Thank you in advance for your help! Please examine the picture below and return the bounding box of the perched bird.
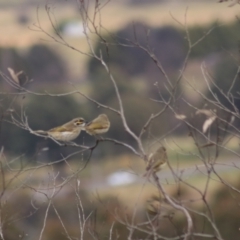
[146,195,162,216]
[85,114,110,137]
[144,146,167,178]
[146,195,174,219]
[35,118,86,142]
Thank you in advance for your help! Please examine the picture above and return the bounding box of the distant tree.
[210,53,240,112]
[185,21,240,58]
[87,23,185,103]
[0,47,25,90]
[25,44,68,86]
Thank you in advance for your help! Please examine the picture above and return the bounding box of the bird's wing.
[49,125,70,132]
[86,121,107,130]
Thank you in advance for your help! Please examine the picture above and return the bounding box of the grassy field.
[4,134,237,208]
[0,1,239,78]
[1,1,239,46]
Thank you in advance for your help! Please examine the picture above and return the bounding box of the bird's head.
[73,118,86,128]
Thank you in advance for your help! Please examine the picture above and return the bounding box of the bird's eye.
[75,119,84,125]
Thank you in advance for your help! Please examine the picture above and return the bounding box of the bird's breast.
[48,129,81,142]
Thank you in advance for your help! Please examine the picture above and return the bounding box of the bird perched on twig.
[146,195,174,219]
[144,146,167,178]
[35,118,86,142]
[85,114,110,137]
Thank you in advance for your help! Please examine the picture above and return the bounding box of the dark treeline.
[1,19,240,158]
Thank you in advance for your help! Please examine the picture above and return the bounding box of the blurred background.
[1,0,240,239]
[1,0,240,156]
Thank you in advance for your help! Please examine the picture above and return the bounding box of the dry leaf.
[8,68,23,85]
[196,109,217,133]
[200,143,215,148]
[175,114,186,120]
[41,147,49,152]
[196,109,215,118]
[230,115,235,125]
[202,116,216,133]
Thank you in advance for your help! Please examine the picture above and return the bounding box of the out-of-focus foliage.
[210,180,240,240]
[0,94,88,158]
[185,20,240,58]
[179,20,240,122]
[0,44,77,158]
[86,23,186,144]
[0,47,25,91]
[2,175,240,240]
[211,53,240,111]
[1,20,240,157]
[88,23,186,99]
[0,44,68,91]
[25,44,68,85]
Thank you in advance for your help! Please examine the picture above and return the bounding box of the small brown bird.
[146,195,174,219]
[35,118,86,142]
[144,146,167,178]
[146,195,162,216]
[85,114,110,136]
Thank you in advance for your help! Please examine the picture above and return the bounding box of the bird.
[35,117,86,142]
[146,195,162,216]
[146,195,174,219]
[85,114,110,137]
[144,146,167,178]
